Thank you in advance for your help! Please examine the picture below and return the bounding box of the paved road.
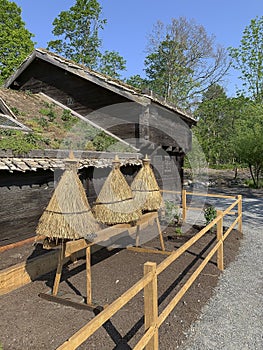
[179,193,263,350]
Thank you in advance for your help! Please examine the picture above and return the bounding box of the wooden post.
[237,195,242,233]
[53,242,66,296]
[86,246,92,305]
[135,225,140,247]
[216,210,224,271]
[156,217,165,251]
[182,189,187,222]
[144,262,158,350]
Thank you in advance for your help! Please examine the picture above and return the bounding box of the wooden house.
[4,49,196,189]
[1,49,196,246]
[0,88,141,246]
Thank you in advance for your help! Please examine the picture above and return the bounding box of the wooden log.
[86,246,92,305]
[237,195,243,233]
[53,243,66,296]
[156,217,165,251]
[160,189,236,199]
[144,262,158,350]
[216,210,224,271]
[0,236,38,253]
[0,250,58,296]
[39,293,98,311]
[182,189,187,222]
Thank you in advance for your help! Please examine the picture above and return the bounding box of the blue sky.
[13,0,263,97]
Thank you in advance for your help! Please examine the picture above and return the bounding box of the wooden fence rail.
[57,192,242,350]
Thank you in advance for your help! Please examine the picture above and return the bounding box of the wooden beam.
[0,250,58,296]
[53,243,66,296]
[86,247,92,305]
[144,262,158,350]
[216,210,224,271]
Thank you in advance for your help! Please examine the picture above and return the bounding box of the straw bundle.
[131,155,163,212]
[36,154,100,240]
[93,155,142,225]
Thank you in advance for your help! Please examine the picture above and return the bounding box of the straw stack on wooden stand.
[93,155,142,225]
[131,155,163,212]
[36,151,100,241]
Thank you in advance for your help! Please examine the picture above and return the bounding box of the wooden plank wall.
[0,170,54,246]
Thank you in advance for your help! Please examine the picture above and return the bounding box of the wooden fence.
[57,192,242,350]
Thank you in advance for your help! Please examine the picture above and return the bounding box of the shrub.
[164,200,181,226]
[204,205,217,226]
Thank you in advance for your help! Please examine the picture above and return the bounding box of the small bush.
[61,109,73,121]
[203,205,217,226]
[164,200,181,226]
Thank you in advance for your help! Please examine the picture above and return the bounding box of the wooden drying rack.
[39,212,167,310]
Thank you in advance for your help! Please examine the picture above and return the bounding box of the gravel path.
[179,195,263,350]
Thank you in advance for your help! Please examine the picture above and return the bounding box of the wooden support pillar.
[53,242,66,296]
[156,217,165,251]
[237,195,242,233]
[86,246,92,305]
[144,262,158,350]
[182,189,187,222]
[217,210,224,271]
[135,225,140,247]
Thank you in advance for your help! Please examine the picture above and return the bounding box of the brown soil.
[0,224,242,350]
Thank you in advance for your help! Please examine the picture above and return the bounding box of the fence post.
[216,210,224,271]
[237,195,242,233]
[144,262,158,350]
[182,189,187,222]
[86,246,92,304]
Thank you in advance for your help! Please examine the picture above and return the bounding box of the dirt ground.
[0,223,242,350]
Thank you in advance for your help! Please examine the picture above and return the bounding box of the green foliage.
[0,130,40,155]
[175,226,183,235]
[232,101,263,188]
[203,205,217,226]
[0,0,35,85]
[244,178,263,189]
[47,0,105,69]
[10,106,19,115]
[92,131,117,151]
[125,75,148,91]
[99,50,126,79]
[47,0,126,77]
[61,109,71,121]
[229,16,263,101]
[39,103,56,122]
[144,18,230,109]
[193,86,248,165]
[164,200,181,226]
[37,117,48,128]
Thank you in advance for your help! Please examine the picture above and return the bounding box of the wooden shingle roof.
[0,149,141,173]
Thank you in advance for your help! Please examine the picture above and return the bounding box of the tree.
[193,85,247,166]
[0,0,35,85]
[229,16,263,102]
[144,18,230,109]
[125,74,148,91]
[47,0,126,77]
[98,50,126,79]
[47,0,105,69]
[232,101,263,188]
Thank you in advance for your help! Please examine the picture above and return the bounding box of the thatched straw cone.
[131,155,163,212]
[36,152,100,240]
[93,155,142,225]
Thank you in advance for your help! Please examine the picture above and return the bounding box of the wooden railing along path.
[57,191,242,350]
